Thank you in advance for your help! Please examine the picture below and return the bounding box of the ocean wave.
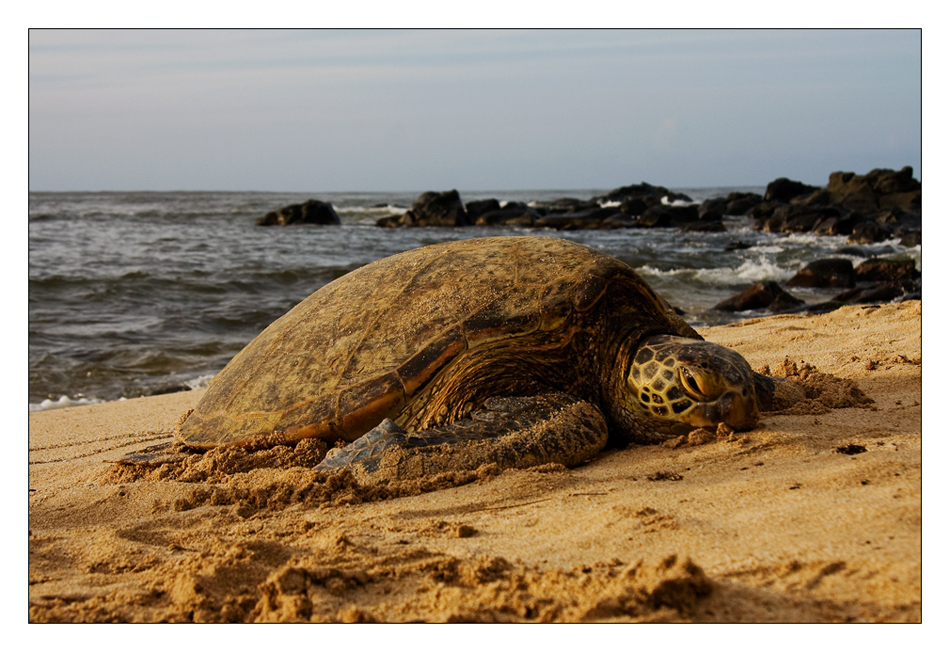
[638,255,791,286]
[29,394,107,413]
[660,197,700,207]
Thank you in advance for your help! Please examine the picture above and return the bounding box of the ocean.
[28,188,920,411]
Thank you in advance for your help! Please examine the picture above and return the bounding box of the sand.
[28,301,922,623]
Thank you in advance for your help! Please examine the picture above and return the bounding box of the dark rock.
[375,214,401,228]
[786,258,856,288]
[636,204,700,228]
[821,167,921,214]
[747,200,784,220]
[757,204,845,234]
[416,189,469,226]
[832,283,905,305]
[714,281,804,312]
[854,259,920,284]
[475,207,538,227]
[395,190,469,227]
[600,213,637,229]
[724,193,762,215]
[802,300,848,315]
[764,177,820,203]
[533,208,620,230]
[257,199,341,226]
[812,211,866,236]
[699,192,762,216]
[530,198,597,215]
[618,197,650,216]
[848,221,892,244]
[698,197,728,219]
[465,198,501,222]
[878,189,922,213]
[899,230,921,247]
[866,166,919,194]
[594,182,692,206]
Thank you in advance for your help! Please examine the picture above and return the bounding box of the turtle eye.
[679,366,709,400]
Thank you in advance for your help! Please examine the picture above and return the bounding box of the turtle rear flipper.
[315,393,609,481]
[116,442,190,466]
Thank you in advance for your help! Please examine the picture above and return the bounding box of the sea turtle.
[123,236,782,479]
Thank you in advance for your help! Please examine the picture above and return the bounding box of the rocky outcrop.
[257,199,341,226]
[475,204,540,227]
[377,190,470,227]
[764,178,820,203]
[370,168,921,242]
[593,182,693,206]
[746,168,921,243]
[464,199,502,222]
[635,204,700,228]
[811,167,920,213]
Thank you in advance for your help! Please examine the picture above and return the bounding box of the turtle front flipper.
[315,393,609,482]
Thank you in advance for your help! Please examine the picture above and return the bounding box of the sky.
[28,28,922,192]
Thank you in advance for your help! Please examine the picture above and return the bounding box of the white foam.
[29,394,104,413]
[638,255,792,286]
[660,196,699,207]
[185,374,215,391]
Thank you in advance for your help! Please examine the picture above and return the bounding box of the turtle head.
[623,334,759,436]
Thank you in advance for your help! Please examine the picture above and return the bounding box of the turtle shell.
[178,236,696,448]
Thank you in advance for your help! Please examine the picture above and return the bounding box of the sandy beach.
[28,301,921,623]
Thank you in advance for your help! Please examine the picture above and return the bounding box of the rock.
[594,182,692,207]
[848,221,892,244]
[619,197,650,216]
[697,193,761,219]
[747,200,784,221]
[530,198,598,215]
[599,213,637,229]
[899,230,921,247]
[757,204,846,234]
[786,259,856,288]
[878,190,922,213]
[854,258,920,284]
[390,190,469,227]
[724,192,762,215]
[636,204,700,228]
[812,211,866,236]
[714,281,804,312]
[698,197,728,220]
[832,283,906,305]
[464,198,501,222]
[764,178,820,203]
[819,167,921,214]
[533,208,622,230]
[475,207,538,227]
[257,199,341,226]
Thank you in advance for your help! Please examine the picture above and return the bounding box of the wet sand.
[28,301,921,623]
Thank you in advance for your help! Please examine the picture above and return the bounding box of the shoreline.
[29,302,921,622]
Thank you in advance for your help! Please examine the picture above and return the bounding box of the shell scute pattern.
[179,236,662,448]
